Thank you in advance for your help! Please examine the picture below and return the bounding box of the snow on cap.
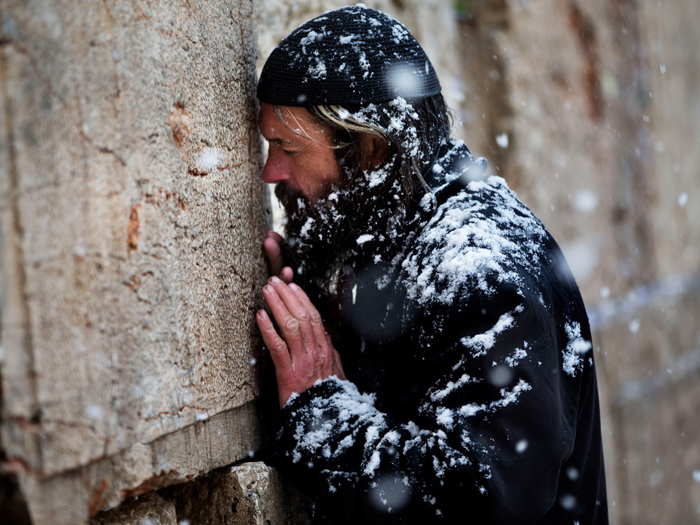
[256,4,442,107]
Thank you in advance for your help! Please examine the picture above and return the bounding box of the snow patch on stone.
[195,147,223,174]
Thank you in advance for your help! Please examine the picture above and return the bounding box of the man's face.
[258,102,342,202]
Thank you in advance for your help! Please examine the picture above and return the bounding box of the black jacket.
[273,141,609,524]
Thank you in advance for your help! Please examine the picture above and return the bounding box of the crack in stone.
[78,129,127,167]
[568,1,604,121]
[0,37,44,472]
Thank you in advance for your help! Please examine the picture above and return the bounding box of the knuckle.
[315,348,327,364]
[284,317,300,332]
[309,311,322,324]
[272,340,287,353]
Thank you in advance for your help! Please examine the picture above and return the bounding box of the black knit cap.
[257,4,442,107]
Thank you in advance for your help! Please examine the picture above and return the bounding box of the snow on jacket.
[273,141,609,524]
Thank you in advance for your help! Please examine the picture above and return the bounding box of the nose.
[261,152,291,184]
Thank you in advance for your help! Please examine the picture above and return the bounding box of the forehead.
[258,103,323,141]
[258,103,295,136]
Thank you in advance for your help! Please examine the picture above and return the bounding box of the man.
[254,5,608,524]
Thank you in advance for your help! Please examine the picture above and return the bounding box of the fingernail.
[263,284,272,294]
[270,276,281,284]
[289,282,300,291]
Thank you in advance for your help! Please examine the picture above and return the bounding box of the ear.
[358,133,389,171]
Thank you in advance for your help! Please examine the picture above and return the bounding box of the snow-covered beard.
[276,156,413,307]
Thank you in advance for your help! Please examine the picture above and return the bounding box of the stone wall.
[1,1,271,523]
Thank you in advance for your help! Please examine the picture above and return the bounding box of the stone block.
[1,0,268,521]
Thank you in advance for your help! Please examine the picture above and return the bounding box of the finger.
[256,309,291,370]
[263,237,283,275]
[289,282,326,348]
[280,266,294,283]
[270,277,308,320]
[262,283,304,350]
[269,278,317,352]
[288,283,321,319]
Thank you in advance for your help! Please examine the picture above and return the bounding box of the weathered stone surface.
[454,1,512,176]
[171,461,309,525]
[92,461,310,525]
[610,367,700,524]
[614,11,700,520]
[491,0,621,299]
[229,461,309,525]
[638,0,700,280]
[1,0,269,521]
[14,401,260,524]
[91,492,177,525]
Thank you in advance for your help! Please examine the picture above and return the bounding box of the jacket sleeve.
[275,278,583,522]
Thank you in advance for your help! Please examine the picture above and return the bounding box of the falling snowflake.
[495,133,509,148]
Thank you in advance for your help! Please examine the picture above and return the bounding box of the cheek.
[292,157,333,184]
[284,146,343,200]
[304,151,341,182]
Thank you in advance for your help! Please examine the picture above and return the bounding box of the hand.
[263,231,294,282]
[256,276,346,408]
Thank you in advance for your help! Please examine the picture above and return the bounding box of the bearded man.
[254,5,608,524]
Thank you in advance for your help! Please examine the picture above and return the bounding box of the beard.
[276,157,415,311]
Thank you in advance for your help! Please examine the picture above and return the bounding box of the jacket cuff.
[280,375,350,414]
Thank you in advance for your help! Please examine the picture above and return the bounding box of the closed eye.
[268,141,301,156]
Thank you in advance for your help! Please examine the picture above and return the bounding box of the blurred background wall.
[1,0,698,523]
[450,2,700,523]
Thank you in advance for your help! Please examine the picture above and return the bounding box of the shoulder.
[400,175,553,307]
